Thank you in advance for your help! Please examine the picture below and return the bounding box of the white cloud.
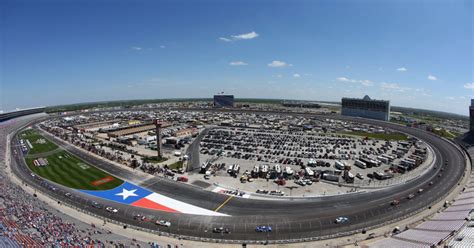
[336,77,373,86]
[428,74,437,81]
[232,31,259,40]
[268,60,289,67]
[380,82,411,92]
[293,73,301,78]
[131,46,142,51]
[444,96,455,100]
[464,83,474,90]
[337,77,352,82]
[360,79,373,86]
[397,67,407,72]
[380,82,401,90]
[160,45,166,49]
[219,37,232,42]
[229,61,248,66]
[274,74,283,78]
[219,31,259,42]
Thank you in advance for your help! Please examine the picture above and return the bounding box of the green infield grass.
[20,129,58,155]
[25,150,123,190]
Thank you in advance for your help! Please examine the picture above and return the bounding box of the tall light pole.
[154,119,163,158]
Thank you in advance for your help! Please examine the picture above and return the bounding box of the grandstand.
[447,219,474,247]
[369,171,474,248]
[0,114,124,246]
[0,108,46,122]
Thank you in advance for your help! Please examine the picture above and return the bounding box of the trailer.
[274,164,282,174]
[233,164,240,174]
[343,171,355,183]
[334,161,346,170]
[227,164,234,174]
[305,167,315,177]
[377,155,389,164]
[360,158,377,168]
[322,173,339,182]
[381,154,395,161]
[251,165,260,178]
[354,160,367,169]
[200,162,210,174]
[260,164,269,178]
[307,159,317,167]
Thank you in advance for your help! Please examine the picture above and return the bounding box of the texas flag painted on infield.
[80,182,228,217]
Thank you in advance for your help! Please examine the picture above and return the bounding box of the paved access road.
[9,109,467,242]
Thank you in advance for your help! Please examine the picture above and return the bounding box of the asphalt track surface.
[9,109,468,242]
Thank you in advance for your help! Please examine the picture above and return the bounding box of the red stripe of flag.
[131,198,179,213]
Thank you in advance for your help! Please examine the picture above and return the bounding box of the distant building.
[470,99,474,132]
[282,100,321,108]
[341,95,390,121]
[214,95,234,108]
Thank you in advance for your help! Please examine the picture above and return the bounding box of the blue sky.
[1,0,473,115]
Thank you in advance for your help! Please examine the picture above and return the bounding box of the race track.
[9,109,467,243]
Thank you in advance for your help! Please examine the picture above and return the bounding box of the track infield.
[20,129,59,155]
[25,150,123,190]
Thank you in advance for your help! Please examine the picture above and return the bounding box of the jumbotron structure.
[2,106,471,246]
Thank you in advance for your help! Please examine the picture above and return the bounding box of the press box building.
[213,95,234,108]
[341,95,390,121]
[470,99,474,132]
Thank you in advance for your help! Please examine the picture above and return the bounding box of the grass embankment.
[168,160,184,170]
[142,156,168,164]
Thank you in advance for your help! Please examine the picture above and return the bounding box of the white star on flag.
[115,188,138,200]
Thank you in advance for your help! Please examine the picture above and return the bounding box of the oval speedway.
[9,109,467,242]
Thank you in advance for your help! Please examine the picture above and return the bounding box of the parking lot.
[39,110,432,198]
[191,124,430,197]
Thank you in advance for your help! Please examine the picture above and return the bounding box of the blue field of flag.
[80,181,153,204]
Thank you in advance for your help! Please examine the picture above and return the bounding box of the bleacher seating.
[0,236,20,248]
[368,163,474,248]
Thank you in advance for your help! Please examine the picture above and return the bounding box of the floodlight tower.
[154,119,163,158]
